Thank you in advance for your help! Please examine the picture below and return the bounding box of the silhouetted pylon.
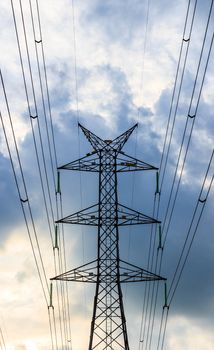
[52,123,166,350]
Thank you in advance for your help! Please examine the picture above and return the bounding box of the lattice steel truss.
[52,123,166,350]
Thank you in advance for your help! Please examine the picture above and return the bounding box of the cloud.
[0,1,214,350]
[165,315,214,350]
[0,155,24,242]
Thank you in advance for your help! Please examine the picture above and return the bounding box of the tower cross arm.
[51,260,98,283]
[119,260,166,283]
[116,151,158,172]
[56,203,99,225]
[55,202,159,226]
[50,259,166,283]
[117,203,160,225]
[58,152,100,172]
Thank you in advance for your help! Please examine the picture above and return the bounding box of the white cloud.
[0,1,214,350]
[166,315,214,350]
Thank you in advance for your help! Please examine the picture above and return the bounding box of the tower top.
[78,122,138,152]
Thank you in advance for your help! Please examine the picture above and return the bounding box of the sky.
[0,1,214,350]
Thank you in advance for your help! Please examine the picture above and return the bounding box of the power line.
[35,0,58,170]
[0,105,49,305]
[153,30,214,350]
[155,150,214,349]
[28,0,57,198]
[168,149,214,305]
[162,19,214,247]
[10,0,55,246]
[159,0,197,186]
[125,0,151,307]
[0,328,7,350]
[8,2,69,348]
[139,1,195,348]
[30,0,73,345]
[18,0,56,234]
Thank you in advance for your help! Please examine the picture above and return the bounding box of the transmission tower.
[52,123,166,350]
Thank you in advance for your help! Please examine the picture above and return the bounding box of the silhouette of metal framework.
[52,123,166,350]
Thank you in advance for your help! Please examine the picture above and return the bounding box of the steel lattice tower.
[52,123,165,350]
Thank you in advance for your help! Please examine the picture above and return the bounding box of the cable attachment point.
[30,115,38,119]
[199,198,206,203]
[183,38,190,42]
[35,39,42,44]
[20,197,28,203]
[188,114,195,119]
